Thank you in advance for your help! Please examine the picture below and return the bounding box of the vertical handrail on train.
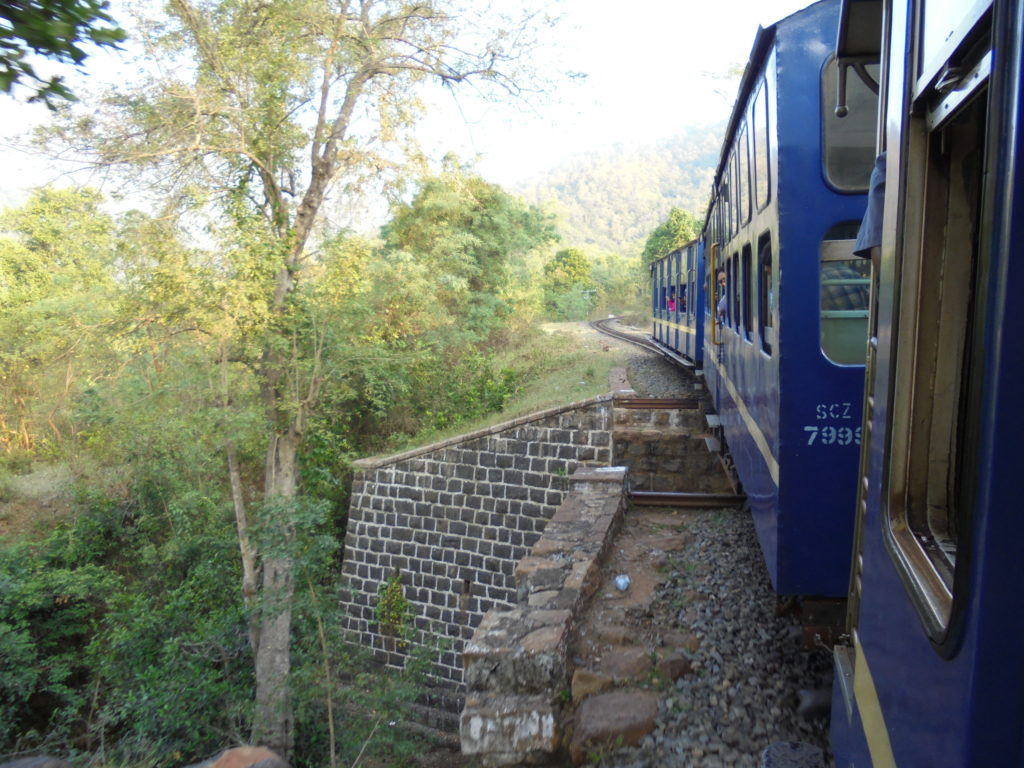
[846,257,879,636]
[709,243,723,346]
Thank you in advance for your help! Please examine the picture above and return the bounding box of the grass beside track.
[383,320,632,454]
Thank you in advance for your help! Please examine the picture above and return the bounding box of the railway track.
[590,316,694,367]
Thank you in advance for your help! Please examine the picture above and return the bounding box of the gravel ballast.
[590,329,835,767]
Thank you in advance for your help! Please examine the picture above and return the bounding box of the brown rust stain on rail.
[616,397,701,410]
[629,491,746,508]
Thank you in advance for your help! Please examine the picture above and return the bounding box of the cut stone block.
[460,694,559,763]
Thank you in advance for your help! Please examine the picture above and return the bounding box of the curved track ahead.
[590,316,695,367]
[589,316,663,355]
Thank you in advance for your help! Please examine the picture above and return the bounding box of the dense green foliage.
[0,0,124,105]
[543,248,595,320]
[382,162,559,339]
[0,172,560,764]
[0,1,696,761]
[30,0,559,753]
[642,207,704,265]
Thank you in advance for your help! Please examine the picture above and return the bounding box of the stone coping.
[353,393,616,471]
[460,466,629,763]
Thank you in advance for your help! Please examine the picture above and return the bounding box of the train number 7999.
[804,425,861,446]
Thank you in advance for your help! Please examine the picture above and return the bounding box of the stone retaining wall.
[459,467,629,766]
[339,395,615,688]
[612,404,731,493]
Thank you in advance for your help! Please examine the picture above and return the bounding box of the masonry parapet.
[459,466,629,765]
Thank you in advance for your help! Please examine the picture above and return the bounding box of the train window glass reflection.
[822,55,879,191]
[753,80,770,210]
[758,233,773,355]
[738,124,751,225]
[819,245,870,365]
[888,88,988,638]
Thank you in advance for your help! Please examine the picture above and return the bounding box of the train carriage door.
[841,0,995,646]
[886,5,993,645]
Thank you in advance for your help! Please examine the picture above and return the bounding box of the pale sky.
[419,0,817,183]
[0,0,816,204]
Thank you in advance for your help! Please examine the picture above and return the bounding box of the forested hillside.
[516,122,725,254]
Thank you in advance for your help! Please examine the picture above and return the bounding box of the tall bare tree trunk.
[252,427,300,756]
[227,440,260,651]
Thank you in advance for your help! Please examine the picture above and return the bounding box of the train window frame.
[741,244,753,342]
[729,153,738,239]
[753,78,771,211]
[726,255,734,330]
[730,253,740,332]
[757,232,773,356]
[822,54,880,192]
[687,250,695,323]
[883,68,990,649]
[916,0,991,100]
[738,123,751,226]
[819,238,870,366]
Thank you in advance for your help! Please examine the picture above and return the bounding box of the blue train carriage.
[831,0,1024,764]
[700,0,877,596]
[650,238,705,366]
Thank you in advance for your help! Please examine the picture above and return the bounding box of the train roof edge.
[704,0,838,230]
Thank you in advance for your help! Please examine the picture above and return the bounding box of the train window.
[822,55,879,191]
[738,124,751,225]
[706,270,712,318]
[757,233,773,355]
[741,244,752,340]
[726,158,736,240]
[725,257,733,328]
[753,79,770,211]
[730,254,740,332]
[733,151,743,231]
[918,0,991,94]
[886,83,989,641]
[688,267,695,321]
[819,239,870,365]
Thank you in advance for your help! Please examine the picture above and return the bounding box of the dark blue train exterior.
[650,239,704,366]
[830,0,1024,764]
[647,0,1024,758]
[701,0,873,597]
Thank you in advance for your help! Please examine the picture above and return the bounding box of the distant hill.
[515,122,725,255]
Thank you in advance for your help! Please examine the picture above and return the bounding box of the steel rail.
[629,491,746,508]
[589,316,662,353]
[590,316,696,367]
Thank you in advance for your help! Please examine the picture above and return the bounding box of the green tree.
[543,247,595,319]
[382,161,558,339]
[41,1,549,754]
[0,187,118,452]
[641,207,703,264]
[543,247,592,292]
[0,0,125,105]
